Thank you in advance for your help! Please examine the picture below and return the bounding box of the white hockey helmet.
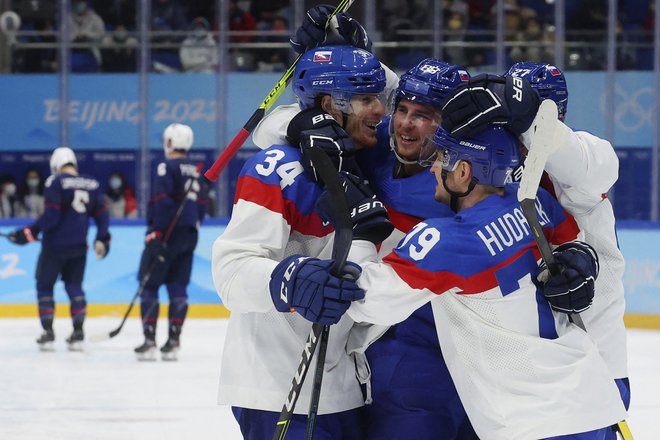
[163,123,193,155]
[49,146,77,174]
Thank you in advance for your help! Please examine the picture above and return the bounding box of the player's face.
[344,94,386,149]
[393,100,441,161]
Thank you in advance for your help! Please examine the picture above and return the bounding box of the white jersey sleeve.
[521,121,618,214]
[211,199,285,313]
[251,103,301,149]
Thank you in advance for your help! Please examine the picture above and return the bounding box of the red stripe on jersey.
[150,193,169,202]
[544,212,580,246]
[385,204,424,234]
[45,203,60,210]
[235,175,332,237]
[384,242,538,295]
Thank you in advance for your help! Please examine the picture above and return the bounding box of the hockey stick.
[271,147,353,440]
[517,99,585,331]
[518,100,634,440]
[204,0,356,182]
[90,163,204,342]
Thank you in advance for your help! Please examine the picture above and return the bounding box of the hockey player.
[281,125,628,439]
[352,59,480,439]
[8,146,110,351]
[133,123,208,361]
[442,63,630,419]
[211,45,392,439]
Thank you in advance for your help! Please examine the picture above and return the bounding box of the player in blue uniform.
[352,59,482,439]
[8,146,110,351]
[133,123,208,361]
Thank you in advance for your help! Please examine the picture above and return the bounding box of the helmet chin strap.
[441,169,477,212]
[389,136,419,165]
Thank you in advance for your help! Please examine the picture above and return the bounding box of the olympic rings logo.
[600,87,655,132]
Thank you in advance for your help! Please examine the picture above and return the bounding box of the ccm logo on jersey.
[512,77,524,102]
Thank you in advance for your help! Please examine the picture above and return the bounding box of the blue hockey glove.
[287,107,358,179]
[537,241,599,314]
[317,172,394,245]
[269,254,365,325]
[290,5,372,54]
[441,74,540,137]
[8,226,37,245]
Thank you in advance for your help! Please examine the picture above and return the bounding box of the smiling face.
[393,100,441,162]
[343,94,387,149]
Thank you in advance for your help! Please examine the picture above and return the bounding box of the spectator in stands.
[15,168,45,219]
[179,17,218,73]
[256,16,288,72]
[229,0,257,43]
[101,24,138,72]
[12,19,57,73]
[0,175,18,218]
[104,171,138,219]
[70,0,106,72]
[152,0,189,34]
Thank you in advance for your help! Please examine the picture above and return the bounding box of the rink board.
[1,221,659,328]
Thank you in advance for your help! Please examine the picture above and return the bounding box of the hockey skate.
[134,338,157,361]
[36,329,55,352]
[160,337,180,361]
[160,324,181,361]
[66,329,84,351]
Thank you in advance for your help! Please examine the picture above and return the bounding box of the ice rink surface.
[1,318,658,440]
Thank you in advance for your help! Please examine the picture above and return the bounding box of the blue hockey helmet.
[293,45,386,114]
[396,58,470,109]
[505,62,568,118]
[432,125,520,187]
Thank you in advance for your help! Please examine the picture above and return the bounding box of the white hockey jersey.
[346,185,628,439]
[212,145,364,414]
[522,121,628,380]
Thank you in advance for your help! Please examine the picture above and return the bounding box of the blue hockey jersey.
[32,172,109,248]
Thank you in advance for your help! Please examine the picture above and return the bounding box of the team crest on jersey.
[313,51,332,62]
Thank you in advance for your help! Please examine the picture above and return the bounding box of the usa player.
[441,63,630,420]
[133,123,208,361]
[211,45,392,439]
[8,146,110,351]
[282,125,628,439]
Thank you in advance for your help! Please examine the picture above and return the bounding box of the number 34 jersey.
[347,185,627,440]
[34,172,109,248]
[212,145,365,415]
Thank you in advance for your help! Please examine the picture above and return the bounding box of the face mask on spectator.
[109,177,122,190]
[74,2,87,15]
[27,178,40,189]
[114,30,128,42]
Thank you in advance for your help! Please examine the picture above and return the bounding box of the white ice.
[0,318,658,440]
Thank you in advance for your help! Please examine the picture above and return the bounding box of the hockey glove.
[269,254,365,325]
[8,226,37,245]
[537,241,599,314]
[145,230,162,245]
[94,234,111,260]
[441,74,540,137]
[317,172,394,245]
[287,107,358,180]
[290,5,372,54]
